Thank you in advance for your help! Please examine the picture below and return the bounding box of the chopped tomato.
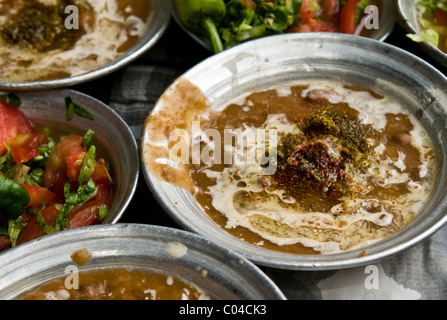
[11,132,48,164]
[322,0,340,22]
[299,0,316,23]
[340,0,361,34]
[51,174,69,200]
[17,203,60,245]
[66,150,86,182]
[436,8,447,26]
[91,158,112,185]
[20,212,35,225]
[0,236,10,251]
[0,100,34,156]
[68,184,111,229]
[295,0,338,33]
[21,184,61,208]
[43,135,85,190]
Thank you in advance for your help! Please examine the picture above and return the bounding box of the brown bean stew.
[21,268,213,300]
[142,79,436,255]
[0,0,151,82]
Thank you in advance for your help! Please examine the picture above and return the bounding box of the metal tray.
[141,32,447,270]
[0,224,286,300]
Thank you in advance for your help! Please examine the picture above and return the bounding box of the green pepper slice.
[0,174,30,219]
[174,0,226,53]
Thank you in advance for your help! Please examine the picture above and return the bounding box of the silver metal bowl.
[141,32,447,270]
[397,0,447,67]
[0,224,286,300]
[169,0,396,52]
[6,89,139,227]
[0,0,170,91]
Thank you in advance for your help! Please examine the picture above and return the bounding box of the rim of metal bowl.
[168,0,396,52]
[141,32,447,270]
[0,224,286,300]
[0,0,170,91]
[396,0,447,67]
[9,88,139,226]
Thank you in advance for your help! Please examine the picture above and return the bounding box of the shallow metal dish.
[0,224,286,300]
[141,32,447,270]
[3,89,139,228]
[397,0,447,67]
[169,0,396,52]
[0,0,170,91]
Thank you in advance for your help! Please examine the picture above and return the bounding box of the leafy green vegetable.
[8,163,31,184]
[54,178,97,231]
[40,142,102,235]
[36,212,57,235]
[407,28,440,46]
[78,146,97,184]
[23,167,45,187]
[220,0,300,49]
[82,129,95,148]
[0,145,14,174]
[7,217,25,247]
[64,96,95,121]
[174,0,227,53]
[0,174,30,219]
[35,127,56,164]
[96,205,109,221]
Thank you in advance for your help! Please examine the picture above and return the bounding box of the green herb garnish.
[64,97,96,121]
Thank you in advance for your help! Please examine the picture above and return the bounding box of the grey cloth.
[263,226,447,300]
[109,65,180,139]
[97,22,447,300]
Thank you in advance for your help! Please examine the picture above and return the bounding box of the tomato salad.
[0,96,113,251]
[174,0,377,53]
[288,0,373,34]
[407,0,447,52]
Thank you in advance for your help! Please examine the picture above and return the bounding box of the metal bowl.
[169,0,396,52]
[397,0,447,67]
[141,32,447,270]
[4,89,139,227]
[0,0,170,91]
[0,224,286,300]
